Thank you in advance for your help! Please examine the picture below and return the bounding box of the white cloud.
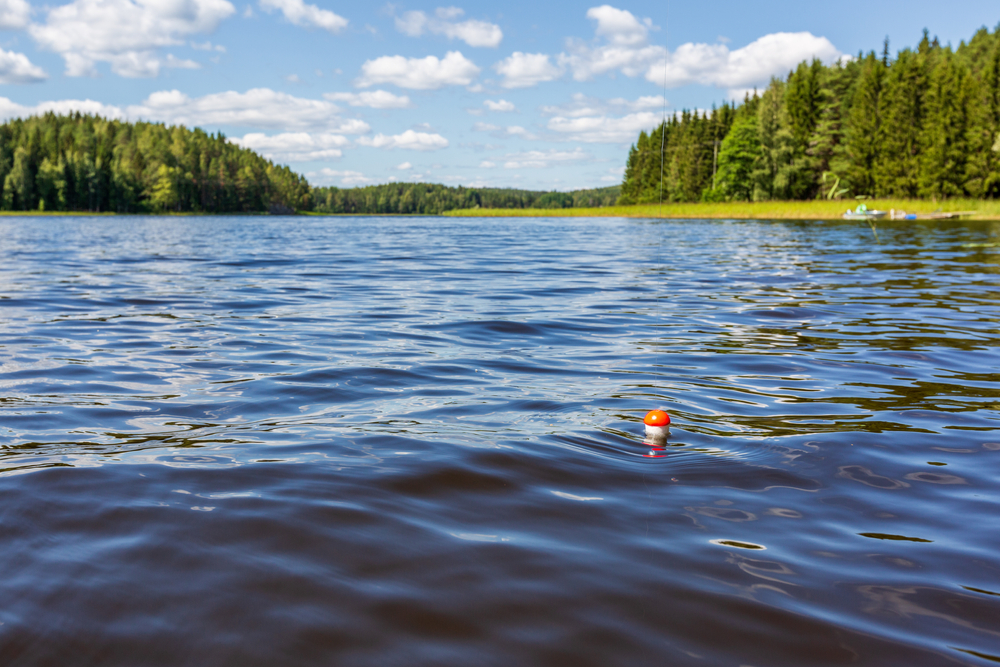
[128,88,369,132]
[357,129,448,150]
[309,168,372,185]
[0,48,47,84]
[646,32,841,93]
[0,0,29,28]
[479,160,495,168]
[29,0,236,78]
[484,98,515,112]
[395,7,501,48]
[541,93,666,118]
[397,161,412,170]
[587,5,651,46]
[232,132,349,162]
[494,52,562,88]
[324,90,411,108]
[500,147,590,169]
[547,111,661,143]
[560,6,664,81]
[191,40,226,52]
[259,0,346,33]
[357,51,479,89]
[554,6,840,95]
[472,121,536,140]
[0,96,124,121]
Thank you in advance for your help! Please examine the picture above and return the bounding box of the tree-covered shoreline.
[0,113,311,214]
[621,25,1000,204]
[0,112,620,215]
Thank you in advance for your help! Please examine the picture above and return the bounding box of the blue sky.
[0,0,997,190]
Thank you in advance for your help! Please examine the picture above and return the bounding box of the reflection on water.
[0,216,998,666]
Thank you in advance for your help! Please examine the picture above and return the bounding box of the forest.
[0,113,311,213]
[310,183,619,214]
[620,25,1000,203]
[0,111,618,214]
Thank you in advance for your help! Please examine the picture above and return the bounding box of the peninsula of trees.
[0,113,311,213]
[620,25,1000,204]
[0,112,618,215]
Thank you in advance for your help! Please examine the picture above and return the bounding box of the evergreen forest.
[0,113,311,213]
[310,183,619,215]
[620,25,1000,204]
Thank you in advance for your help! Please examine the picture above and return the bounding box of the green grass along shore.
[444,199,1000,220]
[2,199,1000,220]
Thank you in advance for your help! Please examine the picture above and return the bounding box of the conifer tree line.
[620,25,1000,203]
[0,111,620,214]
[310,183,619,214]
[0,112,311,213]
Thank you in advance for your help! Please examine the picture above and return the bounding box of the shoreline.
[443,199,1000,220]
[0,199,997,220]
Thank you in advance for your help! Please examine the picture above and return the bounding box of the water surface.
[1,216,998,666]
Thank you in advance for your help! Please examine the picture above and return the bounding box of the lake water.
[1,215,998,666]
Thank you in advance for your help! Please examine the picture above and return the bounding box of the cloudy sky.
[0,0,996,190]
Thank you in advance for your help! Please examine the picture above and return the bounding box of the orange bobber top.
[644,409,670,427]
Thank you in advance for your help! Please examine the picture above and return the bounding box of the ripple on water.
[0,216,999,666]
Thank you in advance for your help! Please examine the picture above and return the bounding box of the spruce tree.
[846,52,885,196]
[875,48,927,196]
[919,49,974,198]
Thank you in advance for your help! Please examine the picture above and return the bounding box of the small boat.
[843,204,886,220]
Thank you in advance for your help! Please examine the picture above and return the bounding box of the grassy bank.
[443,199,1000,220]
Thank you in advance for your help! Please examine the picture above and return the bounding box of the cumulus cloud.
[324,90,411,108]
[0,96,124,121]
[309,168,372,185]
[395,7,501,48]
[397,161,412,170]
[29,0,236,77]
[357,51,479,89]
[232,132,350,162]
[0,48,47,84]
[494,52,562,88]
[472,121,536,140]
[547,110,661,143]
[559,5,664,81]
[128,88,369,132]
[647,32,841,92]
[357,129,448,150]
[259,0,346,33]
[541,93,666,118]
[587,4,650,46]
[551,5,841,96]
[499,147,590,169]
[0,0,29,28]
[483,99,515,112]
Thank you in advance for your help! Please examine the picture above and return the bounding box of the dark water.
[1,216,998,666]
